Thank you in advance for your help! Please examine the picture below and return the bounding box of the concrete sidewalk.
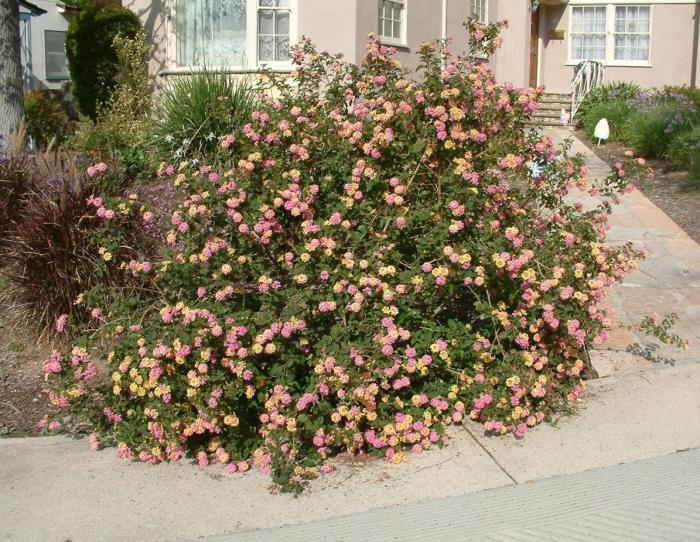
[207,448,700,542]
[2,363,699,542]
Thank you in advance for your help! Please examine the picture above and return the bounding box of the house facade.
[127,0,700,95]
[18,0,72,92]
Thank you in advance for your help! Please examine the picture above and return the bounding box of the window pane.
[259,36,274,61]
[275,36,289,61]
[44,31,68,79]
[276,11,289,35]
[178,0,246,67]
[393,20,401,39]
[258,9,274,34]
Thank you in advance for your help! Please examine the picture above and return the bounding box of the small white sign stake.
[594,118,610,147]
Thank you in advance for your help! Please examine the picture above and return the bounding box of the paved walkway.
[1,130,699,542]
[547,128,700,376]
[206,448,700,542]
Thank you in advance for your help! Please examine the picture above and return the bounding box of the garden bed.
[576,129,700,245]
[0,279,51,438]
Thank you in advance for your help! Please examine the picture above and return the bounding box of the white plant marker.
[594,118,609,147]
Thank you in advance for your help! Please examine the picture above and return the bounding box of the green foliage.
[23,90,69,149]
[579,99,630,142]
[68,117,154,192]
[68,28,154,190]
[153,70,256,159]
[660,85,700,111]
[666,126,700,170]
[622,104,689,158]
[108,31,152,120]
[576,81,640,122]
[65,5,142,119]
[42,23,648,493]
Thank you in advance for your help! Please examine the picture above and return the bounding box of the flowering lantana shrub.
[43,21,644,492]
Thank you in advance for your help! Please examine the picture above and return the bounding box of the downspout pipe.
[442,0,447,67]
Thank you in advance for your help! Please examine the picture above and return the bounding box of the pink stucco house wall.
[125,0,700,95]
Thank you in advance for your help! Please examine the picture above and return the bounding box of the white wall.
[20,1,71,91]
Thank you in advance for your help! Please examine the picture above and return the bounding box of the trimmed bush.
[42,23,645,492]
[65,5,142,119]
[23,90,69,149]
[153,70,256,159]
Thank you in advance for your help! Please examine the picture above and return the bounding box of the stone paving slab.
[203,448,700,542]
[546,128,700,376]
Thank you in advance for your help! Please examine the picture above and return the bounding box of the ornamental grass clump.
[1,166,158,337]
[42,21,645,492]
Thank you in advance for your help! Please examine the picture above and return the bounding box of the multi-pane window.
[378,0,405,42]
[44,30,69,80]
[177,0,248,67]
[570,6,606,61]
[176,0,292,68]
[258,0,290,62]
[569,4,651,64]
[613,5,650,61]
[470,0,487,24]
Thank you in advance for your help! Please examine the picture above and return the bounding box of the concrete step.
[539,93,572,103]
[538,102,571,111]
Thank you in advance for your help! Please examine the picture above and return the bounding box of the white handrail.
[570,60,604,121]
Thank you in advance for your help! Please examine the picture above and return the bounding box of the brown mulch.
[575,129,700,245]
[0,286,51,438]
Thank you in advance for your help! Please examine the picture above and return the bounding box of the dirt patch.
[575,129,700,245]
[0,280,52,437]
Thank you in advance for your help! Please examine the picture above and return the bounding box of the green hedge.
[65,5,142,119]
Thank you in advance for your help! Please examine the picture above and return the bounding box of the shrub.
[42,22,644,492]
[666,126,700,170]
[622,104,693,158]
[65,5,142,119]
[576,81,640,122]
[23,90,69,149]
[108,30,152,120]
[1,166,157,337]
[660,85,700,111]
[579,99,631,142]
[153,70,256,159]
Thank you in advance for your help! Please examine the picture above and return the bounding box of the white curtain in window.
[258,0,290,62]
[177,0,247,67]
[571,6,606,61]
[614,6,650,61]
[378,0,404,40]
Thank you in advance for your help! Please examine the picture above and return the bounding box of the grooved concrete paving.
[207,449,700,542]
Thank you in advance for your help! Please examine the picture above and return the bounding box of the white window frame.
[378,0,408,47]
[567,3,652,67]
[470,0,488,24]
[165,0,298,74]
